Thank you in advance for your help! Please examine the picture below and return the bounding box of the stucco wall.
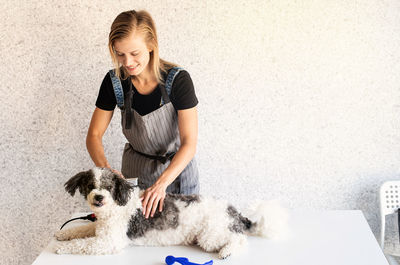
[1,1,400,264]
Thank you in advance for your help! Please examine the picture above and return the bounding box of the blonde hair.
[108,10,179,85]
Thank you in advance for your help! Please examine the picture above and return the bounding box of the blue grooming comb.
[165,255,213,265]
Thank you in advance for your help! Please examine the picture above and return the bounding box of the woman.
[86,10,199,219]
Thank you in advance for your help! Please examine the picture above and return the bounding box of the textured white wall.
[1,0,400,264]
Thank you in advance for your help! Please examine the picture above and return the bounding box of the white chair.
[380,181,400,265]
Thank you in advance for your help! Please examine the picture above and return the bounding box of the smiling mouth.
[127,65,138,70]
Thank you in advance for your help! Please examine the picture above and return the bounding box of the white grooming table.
[32,210,389,265]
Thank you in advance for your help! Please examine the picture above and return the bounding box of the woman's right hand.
[110,168,125,178]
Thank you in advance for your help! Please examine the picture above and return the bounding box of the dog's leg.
[54,236,125,255]
[54,222,96,241]
[217,234,247,259]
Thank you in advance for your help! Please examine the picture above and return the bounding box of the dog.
[54,167,288,258]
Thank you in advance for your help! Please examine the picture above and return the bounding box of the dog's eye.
[88,184,95,190]
[106,185,112,190]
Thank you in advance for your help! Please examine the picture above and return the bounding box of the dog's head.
[64,167,133,210]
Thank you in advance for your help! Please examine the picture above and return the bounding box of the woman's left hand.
[141,182,168,218]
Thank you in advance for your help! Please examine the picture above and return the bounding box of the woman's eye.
[116,53,138,56]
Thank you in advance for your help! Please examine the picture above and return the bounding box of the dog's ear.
[112,175,133,206]
[64,170,91,196]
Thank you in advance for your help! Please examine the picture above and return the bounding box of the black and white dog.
[54,167,288,258]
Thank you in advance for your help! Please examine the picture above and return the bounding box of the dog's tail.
[244,199,289,239]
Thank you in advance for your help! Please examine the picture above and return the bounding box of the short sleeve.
[95,72,117,111]
[170,70,199,110]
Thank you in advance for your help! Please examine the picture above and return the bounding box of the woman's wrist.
[155,175,172,190]
[94,162,111,168]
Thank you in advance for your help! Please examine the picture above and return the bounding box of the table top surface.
[32,210,389,265]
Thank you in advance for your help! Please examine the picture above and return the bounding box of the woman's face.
[113,32,152,76]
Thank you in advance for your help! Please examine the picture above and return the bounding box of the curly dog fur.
[54,167,288,259]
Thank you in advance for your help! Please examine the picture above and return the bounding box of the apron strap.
[109,67,184,128]
[108,69,133,129]
[108,69,125,109]
[398,208,400,244]
[160,67,184,106]
[124,77,133,129]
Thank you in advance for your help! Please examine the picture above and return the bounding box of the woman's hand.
[140,182,168,218]
[110,168,125,178]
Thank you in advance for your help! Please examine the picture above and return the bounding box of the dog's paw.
[54,230,71,241]
[55,248,67,255]
[52,242,69,255]
[218,249,232,259]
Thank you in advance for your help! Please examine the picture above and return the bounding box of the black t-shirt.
[95,69,198,115]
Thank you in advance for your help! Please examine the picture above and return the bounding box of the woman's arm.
[141,106,198,218]
[86,107,114,168]
[157,106,198,187]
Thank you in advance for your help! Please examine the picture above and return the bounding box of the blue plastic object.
[165,255,213,265]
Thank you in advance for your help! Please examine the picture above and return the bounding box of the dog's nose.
[94,195,104,202]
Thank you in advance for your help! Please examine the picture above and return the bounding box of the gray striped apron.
[108,67,199,194]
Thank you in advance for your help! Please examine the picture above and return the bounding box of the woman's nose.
[123,56,134,67]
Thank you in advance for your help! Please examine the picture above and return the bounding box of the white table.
[32,210,389,265]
